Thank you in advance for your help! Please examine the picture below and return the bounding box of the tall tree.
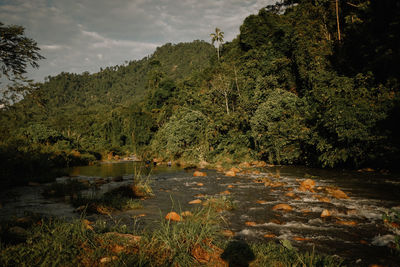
[210,27,224,61]
[0,22,44,106]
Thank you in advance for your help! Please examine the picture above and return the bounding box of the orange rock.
[314,195,331,203]
[358,168,375,172]
[194,194,206,198]
[227,185,234,188]
[336,220,357,226]
[285,192,296,198]
[82,219,93,231]
[165,212,182,222]
[230,167,241,173]
[287,187,294,191]
[224,170,236,177]
[321,209,331,218]
[269,219,282,224]
[263,233,276,238]
[239,162,251,168]
[197,183,204,186]
[222,230,235,237]
[272,204,293,211]
[360,240,368,245]
[181,211,193,217]
[189,199,202,204]
[269,182,285,188]
[245,221,257,226]
[346,209,358,215]
[256,200,268,204]
[293,236,310,241]
[252,161,267,167]
[100,256,118,263]
[326,187,349,199]
[301,209,312,213]
[219,190,231,195]
[299,179,316,191]
[252,170,261,175]
[194,171,207,177]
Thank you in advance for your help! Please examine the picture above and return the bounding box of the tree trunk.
[336,0,341,41]
[224,91,230,115]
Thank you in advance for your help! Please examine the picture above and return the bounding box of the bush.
[251,89,309,164]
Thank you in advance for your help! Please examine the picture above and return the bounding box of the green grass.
[202,195,236,212]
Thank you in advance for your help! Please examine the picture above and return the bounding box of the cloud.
[0,0,274,82]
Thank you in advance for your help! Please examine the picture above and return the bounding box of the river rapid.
[1,162,400,266]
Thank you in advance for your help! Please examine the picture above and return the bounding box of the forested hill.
[1,0,400,184]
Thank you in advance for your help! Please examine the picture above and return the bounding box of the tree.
[210,28,224,61]
[0,22,44,105]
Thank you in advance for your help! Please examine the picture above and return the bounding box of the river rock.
[272,204,293,211]
[326,187,349,199]
[256,200,268,204]
[239,162,251,168]
[336,220,357,226]
[285,192,296,198]
[245,221,257,226]
[252,170,261,175]
[299,179,316,191]
[222,230,235,237]
[197,183,204,186]
[193,171,207,177]
[313,195,331,203]
[264,233,276,238]
[252,161,267,167]
[321,209,331,218]
[189,199,202,204]
[293,236,310,241]
[219,190,231,195]
[224,170,236,177]
[194,194,206,198]
[227,185,234,188]
[230,167,241,173]
[165,212,182,222]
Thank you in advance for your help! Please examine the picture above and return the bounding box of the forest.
[1,0,399,188]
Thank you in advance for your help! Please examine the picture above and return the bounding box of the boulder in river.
[298,179,316,191]
[325,187,349,199]
[224,170,236,177]
[272,204,293,211]
[321,209,331,218]
[230,167,241,173]
[193,171,207,177]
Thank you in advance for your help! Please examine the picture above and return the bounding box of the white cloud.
[0,0,274,82]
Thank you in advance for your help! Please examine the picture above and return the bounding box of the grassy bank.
[0,206,345,267]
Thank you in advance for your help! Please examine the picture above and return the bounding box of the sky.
[0,0,274,82]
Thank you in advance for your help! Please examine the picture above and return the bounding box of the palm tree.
[210,28,224,61]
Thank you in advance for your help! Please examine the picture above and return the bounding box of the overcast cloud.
[0,0,273,82]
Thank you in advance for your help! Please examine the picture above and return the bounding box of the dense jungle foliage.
[1,0,399,187]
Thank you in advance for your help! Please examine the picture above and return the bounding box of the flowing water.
[1,162,400,266]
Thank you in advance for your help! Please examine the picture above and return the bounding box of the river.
[1,162,400,266]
